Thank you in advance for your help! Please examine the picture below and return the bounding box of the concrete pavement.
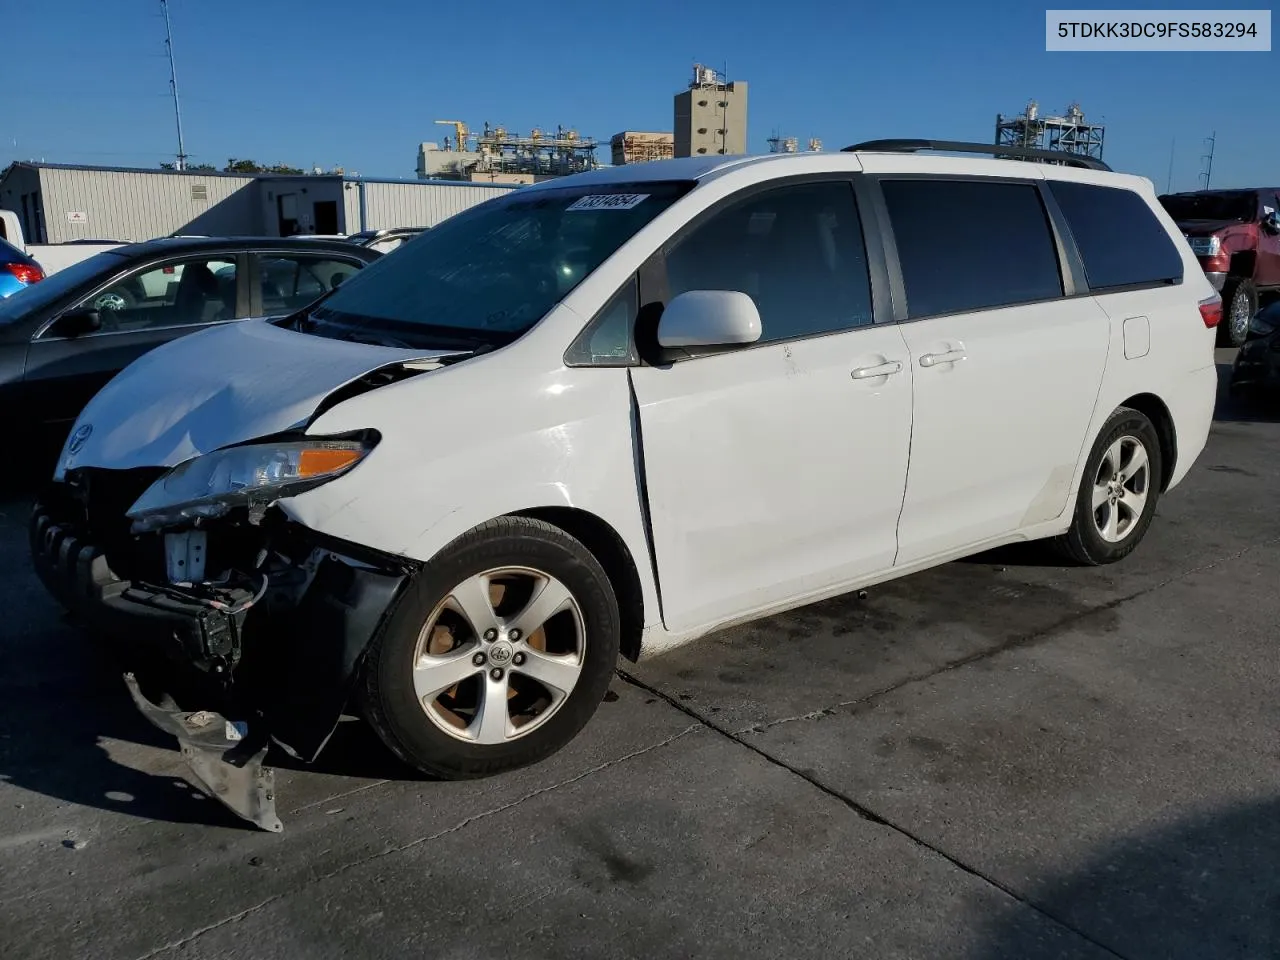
[1,349,1276,959]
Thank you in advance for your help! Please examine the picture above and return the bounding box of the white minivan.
[31,141,1220,831]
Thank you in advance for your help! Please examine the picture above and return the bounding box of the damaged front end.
[30,461,415,833]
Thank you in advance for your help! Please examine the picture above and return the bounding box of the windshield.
[1159,191,1257,222]
[308,180,693,347]
[0,250,129,324]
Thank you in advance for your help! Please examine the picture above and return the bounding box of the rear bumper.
[29,495,411,830]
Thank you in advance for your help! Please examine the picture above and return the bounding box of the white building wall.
[37,167,260,243]
[358,180,515,229]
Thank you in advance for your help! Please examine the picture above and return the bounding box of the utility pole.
[161,0,188,170]
[1199,131,1216,190]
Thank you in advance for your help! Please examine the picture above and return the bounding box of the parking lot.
[0,347,1276,960]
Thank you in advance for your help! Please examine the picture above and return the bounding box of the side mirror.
[51,308,102,337]
[656,290,762,349]
[1263,213,1280,235]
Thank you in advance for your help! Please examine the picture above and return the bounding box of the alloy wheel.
[1092,435,1151,543]
[411,566,586,744]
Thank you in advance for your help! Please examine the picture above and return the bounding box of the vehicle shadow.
[967,796,1280,959]
[0,634,422,831]
[1214,360,1280,423]
[0,631,258,832]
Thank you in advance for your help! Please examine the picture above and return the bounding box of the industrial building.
[610,132,675,166]
[994,101,1106,164]
[417,122,601,185]
[0,162,516,244]
[766,133,823,154]
[674,65,748,158]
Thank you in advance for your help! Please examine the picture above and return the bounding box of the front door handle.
[919,349,966,368]
[850,360,902,379]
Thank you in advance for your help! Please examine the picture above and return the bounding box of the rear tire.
[1053,407,1163,566]
[361,516,620,779]
[1219,278,1258,348]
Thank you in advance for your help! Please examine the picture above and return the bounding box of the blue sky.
[5,0,1277,191]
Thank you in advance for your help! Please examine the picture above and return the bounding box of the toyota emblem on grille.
[67,424,93,454]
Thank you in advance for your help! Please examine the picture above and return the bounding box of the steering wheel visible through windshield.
[305,181,692,349]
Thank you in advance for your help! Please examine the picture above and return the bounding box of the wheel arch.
[512,506,645,663]
[1227,251,1256,279]
[1118,392,1177,492]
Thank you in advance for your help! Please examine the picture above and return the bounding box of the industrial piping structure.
[994,101,1105,164]
[424,120,599,182]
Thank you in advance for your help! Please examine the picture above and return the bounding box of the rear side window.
[881,179,1063,319]
[1050,181,1184,291]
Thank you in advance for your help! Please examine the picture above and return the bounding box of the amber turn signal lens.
[298,447,364,477]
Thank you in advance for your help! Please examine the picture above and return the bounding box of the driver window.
[663,180,874,343]
[75,257,237,334]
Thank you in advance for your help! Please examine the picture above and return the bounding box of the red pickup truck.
[1158,188,1280,347]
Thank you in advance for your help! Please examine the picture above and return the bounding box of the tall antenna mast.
[161,0,188,170]
[1199,131,1216,190]
[1165,137,1175,193]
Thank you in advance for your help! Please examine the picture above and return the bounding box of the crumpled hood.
[56,318,456,476]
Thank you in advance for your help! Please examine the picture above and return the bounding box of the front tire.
[361,516,620,779]
[1220,278,1258,348]
[1053,407,1163,566]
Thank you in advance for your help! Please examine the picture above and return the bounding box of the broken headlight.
[127,438,373,531]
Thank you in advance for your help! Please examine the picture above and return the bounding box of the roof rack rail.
[841,139,1112,172]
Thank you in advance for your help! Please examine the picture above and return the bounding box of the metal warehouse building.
[0,162,518,244]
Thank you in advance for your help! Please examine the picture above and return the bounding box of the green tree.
[223,159,305,174]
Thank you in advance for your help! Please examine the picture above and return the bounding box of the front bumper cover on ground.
[124,672,282,832]
[30,497,410,832]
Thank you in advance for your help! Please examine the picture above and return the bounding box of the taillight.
[4,262,44,285]
[1199,295,1222,329]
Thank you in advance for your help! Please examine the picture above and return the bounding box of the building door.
[276,193,299,235]
[313,200,339,235]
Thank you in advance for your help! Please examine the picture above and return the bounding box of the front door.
[24,254,243,424]
[878,177,1110,566]
[629,178,914,635]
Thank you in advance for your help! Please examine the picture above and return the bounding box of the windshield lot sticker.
[566,194,650,211]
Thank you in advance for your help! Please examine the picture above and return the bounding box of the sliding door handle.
[919,349,966,368]
[851,360,903,379]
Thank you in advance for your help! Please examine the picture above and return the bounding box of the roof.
[105,236,385,259]
[1159,186,1279,197]
[0,161,517,191]
[516,149,1160,197]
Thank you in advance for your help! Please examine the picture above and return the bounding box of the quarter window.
[663,180,875,343]
[1050,181,1184,291]
[257,255,361,314]
[565,276,639,366]
[881,179,1063,318]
